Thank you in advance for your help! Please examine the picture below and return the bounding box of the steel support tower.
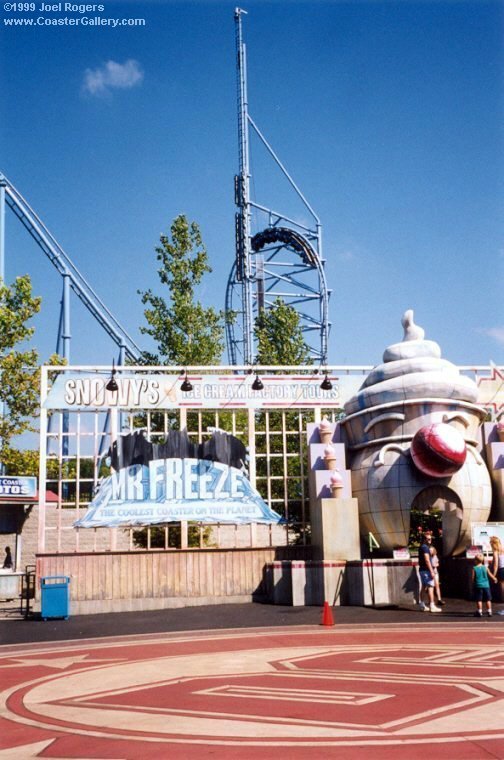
[226,8,330,365]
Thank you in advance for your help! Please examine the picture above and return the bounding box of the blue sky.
[1,0,503,368]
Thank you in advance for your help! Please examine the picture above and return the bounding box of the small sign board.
[466,546,483,559]
[0,476,37,500]
[393,549,411,560]
[471,522,504,551]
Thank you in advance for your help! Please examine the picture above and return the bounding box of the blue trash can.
[41,576,70,620]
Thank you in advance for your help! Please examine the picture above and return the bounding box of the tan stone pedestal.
[310,497,361,561]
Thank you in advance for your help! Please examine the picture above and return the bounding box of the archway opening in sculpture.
[410,486,463,557]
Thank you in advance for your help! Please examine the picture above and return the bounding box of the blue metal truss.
[0,172,141,364]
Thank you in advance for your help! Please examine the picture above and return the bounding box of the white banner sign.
[45,372,363,411]
[75,458,283,528]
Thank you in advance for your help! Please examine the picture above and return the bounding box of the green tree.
[408,509,443,553]
[0,275,41,469]
[252,299,311,545]
[254,297,310,365]
[1,448,39,477]
[135,216,229,548]
[139,215,226,365]
[0,275,63,475]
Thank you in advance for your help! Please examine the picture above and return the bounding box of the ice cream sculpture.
[497,420,504,443]
[329,470,344,497]
[319,416,334,445]
[323,444,338,470]
[340,310,492,555]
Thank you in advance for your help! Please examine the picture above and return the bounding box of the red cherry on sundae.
[411,423,466,478]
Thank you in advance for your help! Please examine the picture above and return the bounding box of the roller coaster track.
[0,171,142,362]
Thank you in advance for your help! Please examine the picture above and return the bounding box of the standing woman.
[489,536,504,602]
[430,545,445,606]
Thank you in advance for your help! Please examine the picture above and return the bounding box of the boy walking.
[472,554,496,617]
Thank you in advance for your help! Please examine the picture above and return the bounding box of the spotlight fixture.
[180,371,193,393]
[320,373,333,391]
[105,359,118,392]
[251,373,264,391]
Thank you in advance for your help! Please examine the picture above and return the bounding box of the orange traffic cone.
[321,600,335,627]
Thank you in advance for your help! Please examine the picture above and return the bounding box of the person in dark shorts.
[472,553,496,617]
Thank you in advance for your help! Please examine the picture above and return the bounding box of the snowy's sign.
[45,372,362,410]
[74,458,283,528]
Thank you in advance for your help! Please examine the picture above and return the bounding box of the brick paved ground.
[0,601,503,759]
[1,619,504,759]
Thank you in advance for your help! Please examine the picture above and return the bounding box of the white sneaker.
[429,604,442,613]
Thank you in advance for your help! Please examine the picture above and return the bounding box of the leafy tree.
[135,216,230,547]
[139,215,226,365]
[1,448,39,477]
[254,297,310,365]
[0,275,41,472]
[251,299,311,544]
[0,275,63,475]
[408,509,443,553]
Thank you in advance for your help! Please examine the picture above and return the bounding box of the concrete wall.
[264,559,421,607]
[310,498,361,562]
[483,422,504,521]
[263,560,347,606]
[3,503,133,573]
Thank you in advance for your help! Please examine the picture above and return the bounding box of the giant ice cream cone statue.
[341,310,492,555]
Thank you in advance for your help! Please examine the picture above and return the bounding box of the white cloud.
[82,59,144,96]
[337,250,356,262]
[480,326,504,346]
